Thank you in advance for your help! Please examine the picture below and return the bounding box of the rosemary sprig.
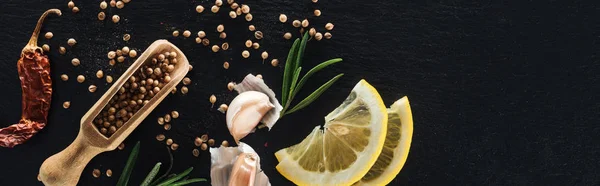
[280,32,344,117]
[140,162,162,186]
[116,141,140,186]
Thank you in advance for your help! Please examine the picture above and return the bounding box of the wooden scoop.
[38,40,189,186]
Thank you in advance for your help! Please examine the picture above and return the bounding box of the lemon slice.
[354,96,413,185]
[275,80,388,186]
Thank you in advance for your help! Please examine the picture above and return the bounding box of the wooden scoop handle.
[38,134,103,186]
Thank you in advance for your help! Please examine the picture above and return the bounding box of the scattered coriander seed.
[218,104,228,113]
[172,30,180,37]
[118,143,125,150]
[194,137,202,146]
[117,56,125,63]
[122,46,130,54]
[77,75,85,83]
[195,37,201,43]
[223,61,229,69]
[324,32,332,39]
[44,32,53,39]
[189,65,193,71]
[201,134,209,142]
[92,169,101,178]
[110,0,116,7]
[300,28,305,34]
[284,32,292,40]
[63,101,70,109]
[100,1,108,9]
[202,38,210,46]
[183,30,191,38]
[96,70,104,79]
[166,138,173,145]
[106,75,113,83]
[164,114,171,122]
[59,46,66,54]
[211,5,219,13]
[88,85,97,93]
[129,50,137,58]
[219,32,227,39]
[279,14,288,23]
[248,25,256,31]
[123,0,130,3]
[156,134,165,141]
[116,49,123,56]
[312,0,318,3]
[192,149,200,157]
[171,87,177,95]
[241,4,250,13]
[221,140,229,147]
[42,44,50,52]
[271,59,279,67]
[212,45,220,52]
[72,7,80,13]
[196,5,204,13]
[221,42,229,50]
[183,77,191,85]
[242,50,250,58]
[171,111,179,118]
[256,74,263,79]
[245,13,253,21]
[201,143,208,151]
[261,51,268,60]
[208,139,215,146]
[116,1,124,9]
[158,117,164,125]
[231,3,239,9]
[68,1,75,9]
[325,23,334,30]
[68,38,77,46]
[245,40,252,48]
[292,20,301,27]
[315,32,323,41]
[229,11,237,19]
[302,19,309,28]
[197,31,206,38]
[314,9,321,16]
[309,28,316,36]
[254,31,263,40]
[112,15,120,23]
[209,94,216,107]
[252,42,260,49]
[61,74,69,81]
[123,34,131,41]
[98,12,106,20]
[217,24,224,32]
[215,0,223,6]
[164,124,171,131]
[106,169,112,177]
[181,86,189,94]
[227,82,234,91]
[71,58,80,66]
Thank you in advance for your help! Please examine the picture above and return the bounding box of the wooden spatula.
[38,40,189,186]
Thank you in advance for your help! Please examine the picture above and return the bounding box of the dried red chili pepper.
[0,9,61,148]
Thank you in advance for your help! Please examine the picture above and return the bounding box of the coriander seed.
[117,56,125,63]
[122,46,130,54]
[202,38,210,46]
[195,37,201,43]
[300,28,305,34]
[68,1,75,9]
[209,94,216,107]
[231,3,239,9]
[42,44,50,52]
[201,143,208,151]
[261,51,268,60]
[118,143,125,150]
[212,45,220,52]
[63,101,70,109]
[129,50,137,58]
[292,20,301,27]
[45,32,53,39]
[61,74,69,81]
[252,42,260,49]
[96,70,104,79]
[229,11,237,19]
[116,1,124,9]
[221,140,229,147]
[325,23,334,30]
[71,58,80,66]
[123,34,131,41]
[315,32,323,41]
[192,149,200,157]
[100,1,108,9]
[309,28,316,36]
[284,32,292,40]
[106,75,113,83]
[227,82,234,91]
[166,138,173,145]
[197,31,206,38]
[181,86,189,94]
[254,31,263,39]
[156,134,165,141]
[72,7,79,13]
[116,49,123,56]
[108,51,116,59]
[227,0,234,4]
[223,61,229,69]
[279,14,288,23]
[248,25,256,31]
[219,32,227,39]
[110,0,116,7]
[271,59,279,67]
[245,13,253,21]
[89,85,97,93]
[59,46,66,54]
[183,77,191,85]
[158,117,164,125]
[211,5,219,13]
[312,0,318,3]
[112,15,120,23]
[194,137,202,146]
[314,9,321,16]
[98,12,106,20]
[183,30,191,38]
[222,42,229,50]
[164,124,171,131]
[171,111,179,118]
[172,30,179,37]
[201,134,209,142]
[217,24,224,32]
[245,40,252,48]
[215,0,223,6]
[106,169,112,177]
[92,169,100,178]
[324,32,332,39]
[68,38,77,46]
[302,19,309,28]
[242,50,250,58]
[218,104,228,113]
[241,4,250,13]
[196,5,204,13]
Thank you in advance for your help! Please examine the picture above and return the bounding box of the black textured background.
[1,0,599,185]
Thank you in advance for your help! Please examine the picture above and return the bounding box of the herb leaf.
[141,162,162,186]
[286,73,344,115]
[156,167,194,186]
[288,67,303,102]
[282,39,301,106]
[116,141,140,186]
[167,178,208,186]
[294,33,310,71]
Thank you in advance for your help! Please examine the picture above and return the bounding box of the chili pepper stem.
[24,9,61,54]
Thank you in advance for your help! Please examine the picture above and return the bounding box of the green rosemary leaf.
[141,162,162,186]
[282,39,301,106]
[166,178,207,186]
[284,67,303,112]
[156,167,194,186]
[289,58,342,107]
[286,73,344,115]
[116,141,140,186]
[294,32,310,71]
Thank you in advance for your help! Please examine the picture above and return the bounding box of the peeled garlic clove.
[229,153,258,186]
[233,74,282,130]
[226,91,274,143]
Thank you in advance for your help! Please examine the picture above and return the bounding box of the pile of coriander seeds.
[93,50,180,137]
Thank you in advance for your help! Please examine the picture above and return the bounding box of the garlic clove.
[233,74,282,130]
[228,153,258,186]
[226,91,274,143]
[210,143,271,186]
